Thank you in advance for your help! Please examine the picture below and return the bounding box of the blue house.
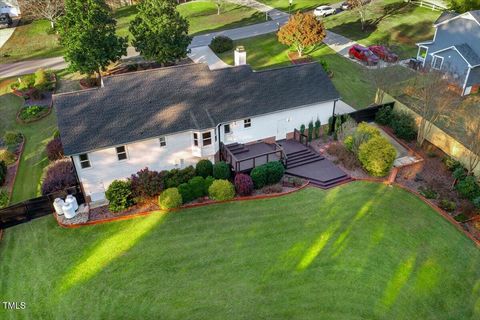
[416,10,480,95]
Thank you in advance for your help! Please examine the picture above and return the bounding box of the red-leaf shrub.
[130,167,165,198]
[41,159,77,195]
[45,137,64,161]
[234,173,253,196]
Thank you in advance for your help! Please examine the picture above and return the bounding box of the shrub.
[473,197,480,209]
[0,149,16,166]
[264,161,285,185]
[261,184,283,194]
[34,68,50,90]
[209,36,233,53]
[3,131,22,146]
[205,176,215,191]
[356,122,381,138]
[178,183,194,203]
[105,180,135,213]
[343,135,354,152]
[418,186,438,199]
[308,121,314,142]
[455,176,480,200]
[41,159,77,195]
[0,189,8,208]
[452,166,466,180]
[358,136,396,177]
[208,179,235,201]
[314,119,321,139]
[250,165,267,189]
[213,161,230,179]
[327,142,361,170]
[443,156,463,172]
[188,176,206,198]
[390,111,417,141]
[16,74,36,90]
[45,137,64,161]
[375,105,393,125]
[165,166,196,188]
[0,160,6,186]
[196,159,213,178]
[159,188,182,210]
[439,199,456,212]
[234,173,254,196]
[19,105,45,120]
[130,168,165,199]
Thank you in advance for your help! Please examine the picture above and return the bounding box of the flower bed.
[10,69,56,100]
[16,104,51,124]
[0,134,26,208]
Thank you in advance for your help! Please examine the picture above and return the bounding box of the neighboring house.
[54,63,340,202]
[416,10,480,95]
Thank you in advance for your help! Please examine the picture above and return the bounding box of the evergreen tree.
[57,0,127,79]
[129,0,191,64]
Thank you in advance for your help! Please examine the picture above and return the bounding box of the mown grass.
[1,182,479,319]
[257,0,331,11]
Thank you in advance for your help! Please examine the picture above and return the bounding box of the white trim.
[462,67,472,94]
[434,12,480,27]
[115,145,128,161]
[417,45,429,62]
[431,55,444,70]
[429,45,480,68]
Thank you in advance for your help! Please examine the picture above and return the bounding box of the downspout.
[216,123,222,162]
[330,99,337,134]
[70,156,86,203]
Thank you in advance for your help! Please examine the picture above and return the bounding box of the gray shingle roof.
[54,63,340,155]
[456,43,480,66]
[434,11,459,25]
[470,10,480,23]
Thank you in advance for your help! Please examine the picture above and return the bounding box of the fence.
[410,0,447,11]
[330,102,394,131]
[0,186,84,229]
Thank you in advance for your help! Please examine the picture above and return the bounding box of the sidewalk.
[188,46,231,70]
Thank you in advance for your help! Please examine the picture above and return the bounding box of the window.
[202,131,212,146]
[244,118,251,128]
[224,124,231,134]
[79,153,91,169]
[432,56,443,70]
[159,136,166,147]
[193,133,198,146]
[116,146,128,161]
[418,47,427,59]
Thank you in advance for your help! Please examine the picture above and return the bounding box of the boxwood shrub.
[250,165,267,189]
[208,179,235,201]
[159,188,182,210]
[264,161,285,185]
[165,166,196,188]
[213,161,231,179]
[209,36,233,53]
[205,176,215,191]
[390,111,417,141]
[196,159,213,178]
[188,176,206,198]
[234,173,254,196]
[358,136,396,177]
[105,180,135,213]
[178,183,194,203]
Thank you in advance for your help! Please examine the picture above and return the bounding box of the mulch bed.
[1,136,25,201]
[288,52,314,65]
[89,200,159,222]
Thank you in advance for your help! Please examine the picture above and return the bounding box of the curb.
[55,182,310,228]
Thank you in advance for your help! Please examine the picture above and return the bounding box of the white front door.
[277,119,288,140]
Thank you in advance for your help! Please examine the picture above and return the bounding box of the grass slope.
[217,33,413,109]
[1,182,479,319]
[0,93,57,203]
[324,1,440,58]
[257,0,331,11]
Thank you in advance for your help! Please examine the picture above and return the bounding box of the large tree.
[277,12,326,57]
[129,0,191,65]
[18,0,64,28]
[57,0,127,80]
[405,70,461,147]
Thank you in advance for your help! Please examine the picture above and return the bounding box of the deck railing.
[221,142,287,172]
[293,129,308,147]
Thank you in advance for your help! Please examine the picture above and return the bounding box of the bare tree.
[463,97,480,175]
[347,0,375,31]
[406,70,461,147]
[18,0,64,28]
[215,0,224,15]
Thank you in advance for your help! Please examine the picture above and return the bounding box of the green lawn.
[0,93,57,204]
[1,182,479,319]
[0,20,63,64]
[217,33,413,109]
[116,1,267,39]
[323,0,441,59]
[257,0,330,11]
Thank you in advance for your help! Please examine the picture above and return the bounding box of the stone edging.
[55,182,310,228]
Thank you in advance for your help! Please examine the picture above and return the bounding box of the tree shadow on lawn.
[189,12,268,36]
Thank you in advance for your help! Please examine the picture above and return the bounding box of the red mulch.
[89,200,159,222]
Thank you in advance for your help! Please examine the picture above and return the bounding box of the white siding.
[74,129,216,201]
[222,101,335,144]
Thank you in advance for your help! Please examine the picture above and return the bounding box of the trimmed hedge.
[105,180,135,213]
[196,159,213,178]
[209,36,233,53]
[234,173,254,196]
[358,136,396,177]
[264,161,285,185]
[213,161,230,179]
[390,111,416,141]
[188,176,206,198]
[130,167,165,198]
[165,166,196,188]
[178,183,194,203]
[208,179,235,201]
[159,188,182,210]
[250,165,267,189]
[205,176,215,191]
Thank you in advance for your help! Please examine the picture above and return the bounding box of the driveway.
[188,46,231,70]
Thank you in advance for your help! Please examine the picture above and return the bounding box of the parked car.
[313,6,336,17]
[0,13,12,29]
[348,44,379,65]
[368,45,399,63]
[341,2,352,10]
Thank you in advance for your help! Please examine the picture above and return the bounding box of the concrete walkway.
[188,46,231,70]
[0,18,19,49]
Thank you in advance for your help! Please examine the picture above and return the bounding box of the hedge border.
[5,136,26,204]
[54,181,310,229]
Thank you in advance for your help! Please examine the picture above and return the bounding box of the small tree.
[57,0,128,80]
[347,0,375,31]
[277,12,326,57]
[18,0,65,28]
[215,0,224,15]
[130,0,191,65]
